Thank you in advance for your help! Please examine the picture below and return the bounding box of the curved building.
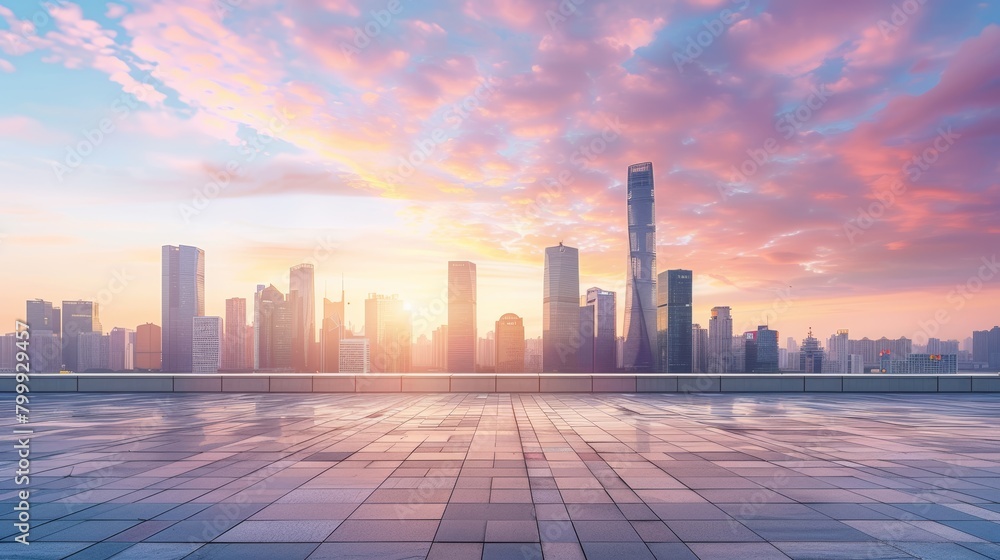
[623,162,657,372]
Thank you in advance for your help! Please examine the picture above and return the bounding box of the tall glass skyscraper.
[543,243,579,372]
[708,306,733,373]
[584,288,617,373]
[62,300,99,372]
[224,297,247,371]
[161,245,205,372]
[447,261,477,372]
[26,299,60,372]
[665,269,693,373]
[289,263,316,372]
[623,162,657,372]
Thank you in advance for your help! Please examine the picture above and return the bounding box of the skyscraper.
[708,306,733,373]
[829,329,849,373]
[321,284,345,372]
[744,326,779,373]
[495,313,525,374]
[0,334,14,372]
[339,337,370,373]
[109,327,134,371]
[623,162,657,372]
[543,243,580,372]
[973,326,1000,369]
[77,332,109,372]
[365,293,412,373]
[26,299,61,372]
[477,331,496,371]
[578,304,595,373]
[289,263,316,372]
[161,245,205,372]
[62,300,99,372]
[224,297,247,371]
[255,284,292,371]
[664,270,693,373]
[800,328,824,373]
[134,323,162,371]
[192,316,223,373]
[448,261,477,373]
[584,288,617,373]
[692,324,708,373]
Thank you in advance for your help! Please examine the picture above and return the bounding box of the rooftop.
[4,393,1000,559]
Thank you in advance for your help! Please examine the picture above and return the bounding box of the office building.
[448,261,477,372]
[623,162,657,372]
[800,328,824,373]
[663,270,693,373]
[62,300,100,372]
[161,245,205,372]
[0,333,14,372]
[850,337,913,370]
[495,313,525,374]
[708,306,733,373]
[321,285,346,372]
[692,324,709,373]
[365,293,411,373]
[543,243,580,372]
[109,327,134,371]
[77,332,109,372]
[848,354,865,373]
[135,323,162,371]
[584,288,617,373]
[477,331,496,371]
[973,326,1000,369]
[223,297,247,371]
[289,263,316,372]
[255,284,292,371]
[829,329,849,373]
[26,299,61,372]
[578,304,595,373]
[907,353,958,374]
[192,316,223,373]
[744,325,779,373]
[413,334,433,371]
[432,325,448,371]
[339,337,370,373]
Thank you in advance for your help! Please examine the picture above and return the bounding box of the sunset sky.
[1,0,998,344]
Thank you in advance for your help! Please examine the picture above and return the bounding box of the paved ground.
[2,393,1000,560]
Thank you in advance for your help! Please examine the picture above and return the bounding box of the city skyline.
[1,2,999,347]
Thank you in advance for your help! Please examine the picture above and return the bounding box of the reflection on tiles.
[2,393,999,559]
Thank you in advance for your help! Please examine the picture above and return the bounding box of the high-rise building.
[109,327,134,371]
[62,300,99,372]
[339,337,370,373]
[623,162,657,372]
[135,323,162,371]
[321,284,346,372]
[829,329,849,373]
[800,328,824,373]
[578,304,595,373]
[495,313,525,374]
[664,270,693,373]
[525,336,543,373]
[192,316,223,373]
[744,326,779,373]
[289,263,316,372]
[0,333,14,372]
[584,288,617,373]
[448,261,477,373]
[730,334,746,373]
[255,284,292,371]
[432,325,448,371]
[77,332,109,372]
[413,334,433,371]
[708,306,733,373]
[543,243,580,372]
[848,354,865,374]
[245,324,255,372]
[786,336,798,353]
[972,327,1000,369]
[692,324,708,373]
[161,245,205,372]
[26,299,61,372]
[365,293,411,373]
[477,331,496,371]
[224,297,247,371]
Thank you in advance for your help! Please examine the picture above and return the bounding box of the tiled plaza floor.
[3,393,1000,559]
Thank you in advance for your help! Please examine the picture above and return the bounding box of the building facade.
[708,306,733,373]
[192,316,223,373]
[623,162,657,372]
[665,270,693,373]
[289,263,316,372]
[224,297,247,371]
[584,288,617,373]
[339,337,370,373]
[135,323,162,371]
[495,313,525,374]
[161,245,205,372]
[62,300,100,372]
[255,284,292,371]
[447,261,477,373]
[365,293,411,373]
[543,243,580,372]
